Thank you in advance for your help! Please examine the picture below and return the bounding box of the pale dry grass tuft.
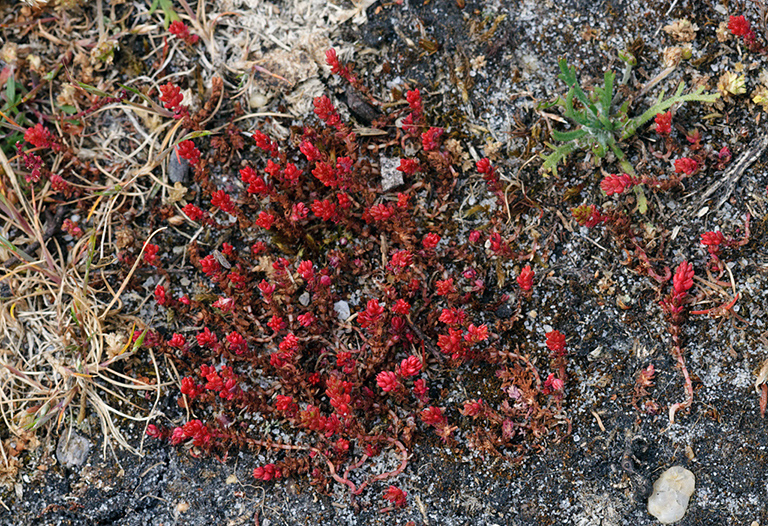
[0,148,164,458]
[0,2,184,460]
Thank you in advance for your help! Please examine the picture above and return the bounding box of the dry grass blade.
[0,228,161,456]
[0,42,175,460]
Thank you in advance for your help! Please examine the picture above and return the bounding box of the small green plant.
[540,55,719,177]
[148,0,182,27]
[0,74,28,155]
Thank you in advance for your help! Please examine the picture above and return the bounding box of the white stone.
[334,300,350,321]
[647,466,695,524]
[379,155,403,191]
[299,291,310,306]
[56,431,91,468]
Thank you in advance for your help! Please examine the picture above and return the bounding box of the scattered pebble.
[168,150,190,185]
[56,431,91,468]
[299,291,311,306]
[647,466,695,524]
[334,300,350,321]
[495,304,514,319]
[379,155,403,191]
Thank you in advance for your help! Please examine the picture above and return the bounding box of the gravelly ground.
[4,0,768,525]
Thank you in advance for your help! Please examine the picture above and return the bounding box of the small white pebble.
[299,292,310,306]
[647,466,695,524]
[249,92,269,109]
[379,155,404,191]
[334,300,350,321]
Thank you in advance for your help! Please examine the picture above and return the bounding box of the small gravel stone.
[495,304,514,319]
[56,431,91,468]
[299,292,311,306]
[168,151,190,184]
[379,155,403,191]
[647,466,695,524]
[334,300,350,321]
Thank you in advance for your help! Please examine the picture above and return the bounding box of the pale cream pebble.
[647,466,695,524]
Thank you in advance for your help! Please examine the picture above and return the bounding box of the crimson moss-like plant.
[139,49,570,502]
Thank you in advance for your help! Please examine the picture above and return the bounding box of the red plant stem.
[634,244,671,283]
[326,459,359,494]
[690,293,739,316]
[734,213,751,247]
[352,440,408,494]
[668,346,693,424]
[343,454,370,479]
[325,438,408,495]
[235,432,408,497]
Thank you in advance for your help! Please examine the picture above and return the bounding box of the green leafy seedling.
[541,56,719,179]
[148,0,180,28]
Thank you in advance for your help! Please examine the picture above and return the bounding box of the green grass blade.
[540,142,577,177]
[551,128,587,142]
